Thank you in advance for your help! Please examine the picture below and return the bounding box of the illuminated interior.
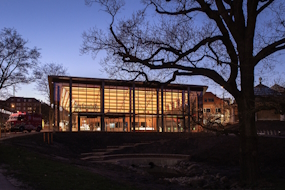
[49,76,206,132]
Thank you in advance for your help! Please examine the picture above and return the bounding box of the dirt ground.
[2,127,285,190]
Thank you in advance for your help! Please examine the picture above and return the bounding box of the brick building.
[202,92,230,124]
[2,97,41,114]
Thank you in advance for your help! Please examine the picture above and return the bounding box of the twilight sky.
[0,0,115,101]
[1,0,284,102]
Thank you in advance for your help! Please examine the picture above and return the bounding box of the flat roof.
[48,75,208,103]
[49,75,207,89]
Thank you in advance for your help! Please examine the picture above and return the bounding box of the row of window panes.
[71,84,101,113]
[55,83,100,113]
[14,103,38,106]
[56,83,201,114]
[11,103,38,107]
[204,98,214,102]
[203,108,221,113]
[13,107,34,111]
[10,98,32,102]
[104,86,130,113]
[57,115,201,132]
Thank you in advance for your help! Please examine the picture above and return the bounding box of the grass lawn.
[0,143,136,190]
[1,131,285,189]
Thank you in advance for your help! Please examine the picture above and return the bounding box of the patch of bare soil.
[3,131,285,189]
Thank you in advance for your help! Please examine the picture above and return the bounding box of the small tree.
[82,0,285,185]
[34,63,68,129]
[0,28,40,92]
[34,63,68,103]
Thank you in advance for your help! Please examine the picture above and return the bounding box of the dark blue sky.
[1,0,284,101]
[1,0,202,101]
[1,0,116,101]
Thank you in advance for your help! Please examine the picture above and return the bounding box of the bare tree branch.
[0,28,40,94]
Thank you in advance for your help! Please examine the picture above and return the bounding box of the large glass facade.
[49,76,206,132]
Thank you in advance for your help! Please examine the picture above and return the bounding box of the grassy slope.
[0,143,136,190]
[1,131,285,189]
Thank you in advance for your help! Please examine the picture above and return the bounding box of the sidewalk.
[0,131,38,141]
[0,170,19,190]
[0,130,50,189]
[0,132,35,189]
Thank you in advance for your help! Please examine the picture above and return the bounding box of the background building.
[271,84,285,94]
[230,80,285,123]
[202,92,231,124]
[49,76,207,132]
[1,97,41,114]
[254,81,284,121]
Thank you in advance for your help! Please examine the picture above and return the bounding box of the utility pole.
[13,85,15,97]
[223,91,224,124]
[221,86,225,124]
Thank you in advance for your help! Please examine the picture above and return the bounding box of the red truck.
[7,112,42,132]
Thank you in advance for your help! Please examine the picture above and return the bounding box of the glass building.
[48,76,207,132]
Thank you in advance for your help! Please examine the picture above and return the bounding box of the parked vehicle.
[7,112,42,132]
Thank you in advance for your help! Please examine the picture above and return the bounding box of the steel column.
[69,78,72,132]
[129,87,132,132]
[101,81,105,131]
[161,86,164,132]
[57,85,60,131]
[187,86,191,132]
[132,82,135,132]
[182,90,185,132]
[156,88,159,132]
[78,114,80,131]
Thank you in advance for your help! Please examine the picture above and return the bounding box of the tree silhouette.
[0,28,40,93]
[82,0,285,185]
[34,62,68,104]
[34,63,68,130]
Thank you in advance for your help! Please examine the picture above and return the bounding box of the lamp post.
[221,86,225,124]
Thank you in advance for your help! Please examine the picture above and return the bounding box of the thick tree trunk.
[237,64,260,186]
[238,104,259,185]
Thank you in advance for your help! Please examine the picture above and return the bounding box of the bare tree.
[0,28,40,93]
[34,63,68,104]
[81,0,285,185]
[34,63,68,130]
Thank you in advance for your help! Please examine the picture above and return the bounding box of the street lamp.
[221,86,225,124]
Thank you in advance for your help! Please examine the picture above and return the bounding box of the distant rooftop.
[271,84,285,93]
[254,83,282,96]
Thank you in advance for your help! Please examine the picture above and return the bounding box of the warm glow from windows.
[57,84,199,116]
[51,79,204,133]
